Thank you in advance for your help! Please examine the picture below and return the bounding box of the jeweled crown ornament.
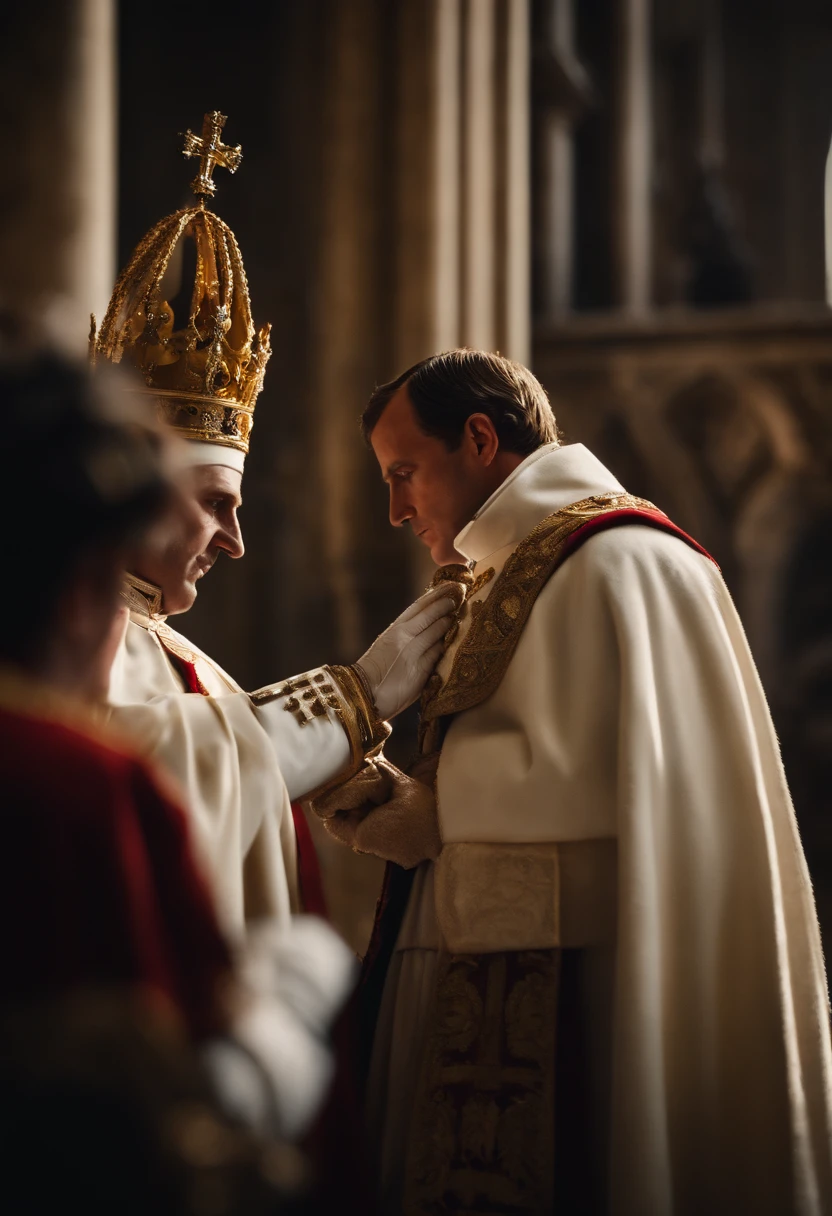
[90,111,271,456]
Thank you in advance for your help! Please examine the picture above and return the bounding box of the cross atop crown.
[181,111,242,200]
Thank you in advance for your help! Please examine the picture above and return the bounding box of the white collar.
[454,443,625,563]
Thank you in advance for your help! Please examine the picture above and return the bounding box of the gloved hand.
[318,755,442,870]
[355,582,464,720]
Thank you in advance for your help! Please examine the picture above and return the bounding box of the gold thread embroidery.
[442,565,497,647]
[121,572,163,622]
[403,950,560,1213]
[252,672,322,727]
[421,492,659,729]
[120,576,216,682]
[250,665,391,799]
[151,623,203,668]
[470,566,496,598]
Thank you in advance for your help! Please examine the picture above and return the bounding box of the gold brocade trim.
[469,566,496,597]
[120,574,207,672]
[156,393,254,453]
[121,572,163,622]
[250,666,344,726]
[441,566,495,649]
[420,492,659,732]
[403,950,559,1214]
[334,663,389,753]
[151,626,204,669]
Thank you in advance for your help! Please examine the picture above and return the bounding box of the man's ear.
[465,413,500,465]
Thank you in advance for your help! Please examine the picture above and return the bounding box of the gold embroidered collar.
[120,574,204,673]
[121,572,165,628]
[420,492,658,732]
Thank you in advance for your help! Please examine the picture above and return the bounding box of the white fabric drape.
[375,443,832,1214]
[107,620,349,938]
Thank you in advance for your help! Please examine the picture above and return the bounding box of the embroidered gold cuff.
[250,664,391,798]
[251,666,340,721]
[327,663,390,759]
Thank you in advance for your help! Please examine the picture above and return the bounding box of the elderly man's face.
[131,464,245,615]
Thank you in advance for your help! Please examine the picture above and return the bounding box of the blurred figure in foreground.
[0,341,353,1212]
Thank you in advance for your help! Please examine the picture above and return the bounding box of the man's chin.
[163,581,198,616]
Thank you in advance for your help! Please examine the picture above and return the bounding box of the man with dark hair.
[360,350,558,568]
[315,348,832,1215]
[361,348,559,456]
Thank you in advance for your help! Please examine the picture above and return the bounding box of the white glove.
[355,582,463,720]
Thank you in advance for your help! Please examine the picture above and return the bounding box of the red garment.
[291,803,329,918]
[0,704,231,1040]
[557,504,717,569]
[162,645,209,696]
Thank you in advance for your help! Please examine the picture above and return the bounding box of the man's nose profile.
[218,519,245,559]
[389,490,412,528]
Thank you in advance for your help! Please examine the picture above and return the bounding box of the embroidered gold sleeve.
[250,664,390,798]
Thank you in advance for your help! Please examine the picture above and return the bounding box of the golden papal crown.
[90,111,271,456]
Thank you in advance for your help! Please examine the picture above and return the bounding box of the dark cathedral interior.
[116,0,832,959]
[3,1,832,1212]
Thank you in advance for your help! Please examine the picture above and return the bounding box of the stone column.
[70,0,117,335]
[392,0,531,368]
[461,0,497,349]
[534,0,576,318]
[496,0,532,360]
[825,140,832,306]
[460,0,531,360]
[0,0,115,348]
[699,0,725,170]
[311,0,385,661]
[614,0,653,312]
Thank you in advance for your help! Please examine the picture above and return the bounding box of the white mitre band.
[178,440,246,474]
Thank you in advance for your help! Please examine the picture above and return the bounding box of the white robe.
[108,614,350,939]
[371,442,832,1214]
